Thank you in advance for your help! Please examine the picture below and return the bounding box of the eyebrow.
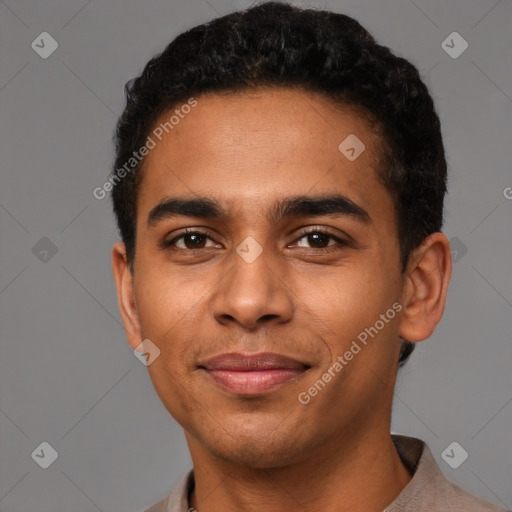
[147,194,371,228]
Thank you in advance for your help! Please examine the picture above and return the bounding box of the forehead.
[136,88,391,225]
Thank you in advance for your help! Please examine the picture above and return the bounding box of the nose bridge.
[211,236,293,329]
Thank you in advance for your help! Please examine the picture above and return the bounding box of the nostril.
[261,314,279,322]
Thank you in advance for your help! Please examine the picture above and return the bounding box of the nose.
[210,243,294,330]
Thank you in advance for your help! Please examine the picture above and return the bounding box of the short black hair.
[111,1,447,367]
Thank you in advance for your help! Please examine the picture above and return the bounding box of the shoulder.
[142,470,194,512]
[142,495,169,512]
[416,472,507,511]
[441,480,508,511]
[388,435,507,512]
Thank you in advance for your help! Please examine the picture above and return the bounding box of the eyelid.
[288,227,351,251]
[292,225,351,243]
[163,227,218,248]
[163,226,351,251]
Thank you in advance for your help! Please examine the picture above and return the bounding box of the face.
[114,89,424,468]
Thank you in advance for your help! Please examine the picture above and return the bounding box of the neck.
[186,427,412,512]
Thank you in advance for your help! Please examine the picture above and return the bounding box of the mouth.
[198,352,311,396]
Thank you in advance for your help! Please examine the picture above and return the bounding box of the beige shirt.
[143,434,507,512]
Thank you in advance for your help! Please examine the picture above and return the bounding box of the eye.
[292,229,349,251]
[163,228,349,252]
[164,229,220,250]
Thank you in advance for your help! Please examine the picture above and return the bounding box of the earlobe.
[398,233,452,343]
[111,242,142,350]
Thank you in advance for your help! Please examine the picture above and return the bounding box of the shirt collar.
[146,434,502,512]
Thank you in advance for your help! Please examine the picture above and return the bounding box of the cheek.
[301,265,387,328]
[134,266,203,337]
[136,274,204,421]
[133,264,215,371]
[298,263,400,376]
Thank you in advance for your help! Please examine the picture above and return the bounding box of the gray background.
[1,0,511,510]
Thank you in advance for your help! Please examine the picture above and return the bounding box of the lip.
[199,352,310,395]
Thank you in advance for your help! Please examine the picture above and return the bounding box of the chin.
[211,437,302,469]
[194,415,310,469]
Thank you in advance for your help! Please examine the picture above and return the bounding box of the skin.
[112,88,452,512]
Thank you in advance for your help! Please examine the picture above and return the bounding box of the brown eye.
[294,230,346,250]
[165,230,220,250]
[300,232,333,248]
[179,233,207,249]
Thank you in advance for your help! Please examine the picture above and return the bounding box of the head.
[111,2,451,468]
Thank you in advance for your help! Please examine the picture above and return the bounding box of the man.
[110,2,506,511]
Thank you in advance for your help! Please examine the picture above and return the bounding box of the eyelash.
[164,227,349,253]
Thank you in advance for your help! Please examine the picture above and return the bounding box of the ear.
[111,241,142,350]
[398,232,452,343]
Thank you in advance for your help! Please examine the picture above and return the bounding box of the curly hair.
[111,1,447,367]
